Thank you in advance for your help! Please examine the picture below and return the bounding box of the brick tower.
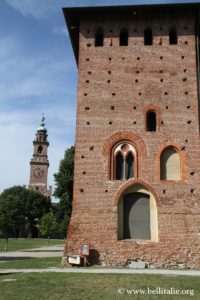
[63,3,200,268]
[29,117,52,198]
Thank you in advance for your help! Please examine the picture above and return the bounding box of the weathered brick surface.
[64,10,200,268]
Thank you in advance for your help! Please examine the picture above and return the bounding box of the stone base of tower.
[64,217,200,269]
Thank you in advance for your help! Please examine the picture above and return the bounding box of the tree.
[0,186,51,242]
[0,193,25,251]
[53,146,74,236]
[37,212,59,244]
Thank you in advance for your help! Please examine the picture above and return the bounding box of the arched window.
[38,145,43,154]
[169,26,178,45]
[120,28,128,46]
[144,28,153,45]
[95,28,104,47]
[114,143,136,180]
[160,147,181,180]
[146,111,156,131]
[116,152,123,180]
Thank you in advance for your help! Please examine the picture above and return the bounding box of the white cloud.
[0,32,76,194]
[52,25,68,36]
[6,0,60,19]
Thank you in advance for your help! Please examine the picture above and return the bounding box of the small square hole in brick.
[85,107,90,110]
[135,79,138,83]
[160,79,163,82]
[80,189,84,193]
[107,80,111,83]
[82,171,86,175]
[183,78,187,81]
[86,58,90,61]
[105,190,108,193]
[133,121,137,124]
[187,120,191,124]
[88,71,92,74]
[108,71,111,74]
[109,57,112,61]
[81,155,85,159]
[163,190,166,194]
[84,93,88,96]
[112,93,116,96]
[111,106,115,110]
[160,56,163,60]
[185,41,188,44]
[184,69,187,73]
[190,172,195,176]
[137,57,140,60]
[166,106,168,109]
[139,92,142,96]
[109,121,112,125]
[185,91,188,95]
[134,106,137,110]
[136,70,140,74]
[86,80,89,83]
[87,121,90,125]
[90,146,94,151]
[190,189,195,194]
[160,70,163,73]
[87,43,91,47]
[182,56,185,59]
[164,92,168,95]
[185,139,188,143]
[187,105,190,109]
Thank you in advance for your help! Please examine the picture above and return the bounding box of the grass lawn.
[0,256,62,269]
[0,238,65,252]
[0,273,199,300]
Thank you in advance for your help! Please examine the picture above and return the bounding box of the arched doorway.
[118,183,158,241]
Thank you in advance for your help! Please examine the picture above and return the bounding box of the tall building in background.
[29,117,52,198]
[63,3,200,268]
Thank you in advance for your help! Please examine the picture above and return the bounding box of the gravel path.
[0,245,64,260]
[0,268,200,276]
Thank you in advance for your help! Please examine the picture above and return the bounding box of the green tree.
[0,186,51,241]
[0,193,25,251]
[37,211,59,244]
[53,146,74,237]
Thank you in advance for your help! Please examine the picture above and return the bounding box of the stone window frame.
[155,141,188,183]
[113,142,137,180]
[102,131,147,180]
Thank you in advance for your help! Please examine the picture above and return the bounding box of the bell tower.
[29,116,52,197]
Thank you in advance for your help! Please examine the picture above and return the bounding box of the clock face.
[33,168,44,178]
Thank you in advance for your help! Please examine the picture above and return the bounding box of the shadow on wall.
[88,249,100,265]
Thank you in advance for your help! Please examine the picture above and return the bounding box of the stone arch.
[102,131,147,179]
[115,179,159,242]
[155,141,187,181]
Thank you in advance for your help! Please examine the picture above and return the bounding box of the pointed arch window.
[113,143,136,180]
[169,26,178,45]
[95,28,104,47]
[144,28,153,45]
[120,28,128,46]
[160,147,181,180]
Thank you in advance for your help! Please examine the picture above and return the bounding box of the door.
[123,192,150,239]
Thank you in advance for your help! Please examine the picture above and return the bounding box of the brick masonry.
[63,7,200,268]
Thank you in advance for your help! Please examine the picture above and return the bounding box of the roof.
[62,3,200,64]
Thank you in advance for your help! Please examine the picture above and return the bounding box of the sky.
[0,0,199,200]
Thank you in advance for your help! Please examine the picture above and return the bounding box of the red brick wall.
[64,11,200,268]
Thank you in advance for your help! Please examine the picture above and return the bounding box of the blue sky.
[0,0,199,198]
